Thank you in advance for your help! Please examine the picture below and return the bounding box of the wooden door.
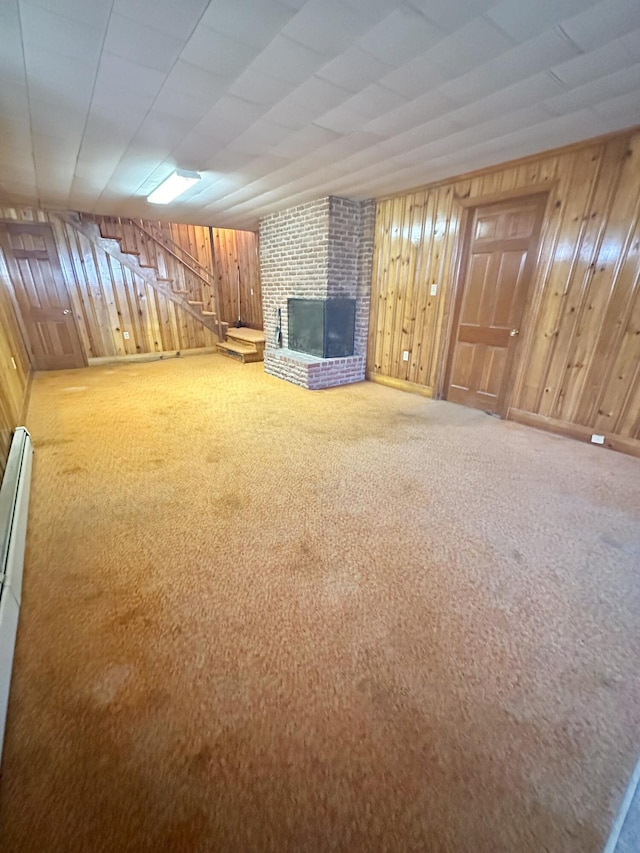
[0,222,85,370]
[445,195,545,415]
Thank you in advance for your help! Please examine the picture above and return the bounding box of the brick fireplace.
[259,196,375,390]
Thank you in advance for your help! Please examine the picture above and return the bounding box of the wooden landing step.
[216,326,265,363]
[225,327,265,346]
[216,341,263,363]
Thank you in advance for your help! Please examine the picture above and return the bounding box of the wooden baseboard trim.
[507,409,640,459]
[88,347,219,366]
[367,372,434,398]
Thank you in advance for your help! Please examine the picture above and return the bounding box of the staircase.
[61,213,228,341]
[217,327,265,363]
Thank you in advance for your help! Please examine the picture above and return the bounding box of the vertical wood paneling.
[0,255,30,474]
[369,128,640,453]
[212,228,262,328]
[1,208,219,359]
[140,220,262,329]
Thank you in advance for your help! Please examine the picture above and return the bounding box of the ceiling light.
[147,169,201,204]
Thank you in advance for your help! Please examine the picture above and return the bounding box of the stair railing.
[97,215,223,341]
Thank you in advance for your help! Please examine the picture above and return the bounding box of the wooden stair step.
[216,341,264,363]
[188,300,204,305]
[201,310,216,316]
[226,327,265,346]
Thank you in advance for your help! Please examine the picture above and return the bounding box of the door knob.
[509,328,519,337]
[62,309,71,315]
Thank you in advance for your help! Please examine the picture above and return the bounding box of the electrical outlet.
[402,350,409,361]
[250,288,254,295]
[591,434,605,445]
[123,331,130,340]
[430,284,438,296]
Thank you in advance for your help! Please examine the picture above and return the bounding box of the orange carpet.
[0,353,639,852]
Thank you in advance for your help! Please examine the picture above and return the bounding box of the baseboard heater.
[0,428,33,762]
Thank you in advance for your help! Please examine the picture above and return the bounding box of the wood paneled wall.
[0,260,30,475]
[0,207,220,359]
[149,221,262,329]
[212,228,262,329]
[369,127,640,455]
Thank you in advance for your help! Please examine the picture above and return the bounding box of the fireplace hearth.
[288,298,355,359]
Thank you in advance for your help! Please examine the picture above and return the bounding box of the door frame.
[433,188,551,416]
[0,220,87,370]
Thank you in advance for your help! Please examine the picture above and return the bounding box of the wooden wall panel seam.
[368,128,640,453]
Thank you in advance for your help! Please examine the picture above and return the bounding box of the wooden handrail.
[98,215,223,342]
[133,219,216,287]
[130,220,223,339]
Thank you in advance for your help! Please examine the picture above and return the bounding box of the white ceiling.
[1,0,640,229]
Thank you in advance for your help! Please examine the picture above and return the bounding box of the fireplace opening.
[288,298,356,358]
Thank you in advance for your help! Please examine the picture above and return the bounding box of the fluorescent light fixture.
[147,169,201,204]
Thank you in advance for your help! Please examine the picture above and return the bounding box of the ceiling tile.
[32,132,78,165]
[464,28,583,94]
[331,0,404,23]
[29,98,86,137]
[288,76,353,113]
[1,0,640,227]
[161,61,230,103]
[228,70,296,106]
[130,111,189,150]
[260,95,323,130]
[560,0,640,52]
[551,39,633,88]
[104,13,185,73]
[24,47,95,103]
[357,5,445,66]
[378,54,454,99]
[543,62,640,115]
[228,120,292,156]
[316,46,393,93]
[194,95,266,141]
[378,115,464,157]
[591,89,640,121]
[150,89,212,123]
[247,35,328,83]
[426,18,515,74]
[486,0,594,43]
[407,0,493,32]
[341,83,406,119]
[282,0,375,55]
[200,0,296,49]
[80,113,138,149]
[0,81,30,121]
[97,53,167,98]
[90,88,155,122]
[314,105,367,134]
[271,124,341,158]
[0,2,24,70]
[113,0,210,39]
[448,72,565,128]
[621,28,640,60]
[202,149,250,172]
[180,24,260,76]
[23,0,112,28]
[20,3,104,63]
[364,90,457,137]
[237,153,293,179]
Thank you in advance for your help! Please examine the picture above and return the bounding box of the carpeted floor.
[0,353,639,853]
